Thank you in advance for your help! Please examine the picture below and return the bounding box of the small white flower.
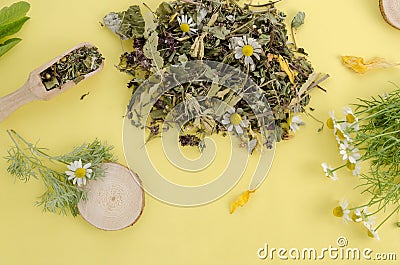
[333,198,351,223]
[177,15,197,35]
[289,115,304,133]
[365,223,380,240]
[343,106,359,131]
[339,141,360,164]
[234,36,262,70]
[221,108,250,134]
[65,159,92,186]
[353,206,376,226]
[334,123,352,143]
[352,163,361,176]
[326,110,336,129]
[321,162,338,181]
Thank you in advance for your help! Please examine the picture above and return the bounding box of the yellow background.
[0,0,399,264]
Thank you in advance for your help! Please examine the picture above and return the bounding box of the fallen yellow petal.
[341,56,398,74]
[278,55,295,84]
[230,190,255,214]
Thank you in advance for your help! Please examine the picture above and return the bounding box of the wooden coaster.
[380,0,400,29]
[78,162,144,231]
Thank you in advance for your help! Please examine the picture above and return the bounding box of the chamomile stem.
[376,204,400,230]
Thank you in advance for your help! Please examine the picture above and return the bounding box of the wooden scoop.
[0,42,104,122]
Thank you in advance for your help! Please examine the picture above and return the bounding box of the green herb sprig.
[0,1,30,58]
[5,130,115,216]
[324,87,400,239]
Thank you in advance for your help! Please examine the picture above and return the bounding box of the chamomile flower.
[348,162,361,176]
[326,110,336,129]
[352,206,376,226]
[289,115,304,133]
[234,36,262,70]
[334,123,352,143]
[333,198,351,223]
[222,108,250,134]
[321,162,338,181]
[343,106,359,131]
[339,141,360,164]
[65,159,92,186]
[365,223,380,240]
[177,15,197,35]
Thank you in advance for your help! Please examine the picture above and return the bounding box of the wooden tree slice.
[78,162,144,231]
[380,0,400,29]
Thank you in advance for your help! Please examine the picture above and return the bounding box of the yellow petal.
[230,190,255,214]
[341,56,398,74]
[278,55,295,84]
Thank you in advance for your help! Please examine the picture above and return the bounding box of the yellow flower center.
[326,117,335,129]
[75,168,86,179]
[335,129,346,141]
[367,229,375,238]
[351,213,359,222]
[180,23,190,33]
[346,113,356,124]
[333,206,344,217]
[347,161,356,170]
[230,113,243,126]
[242,45,254,57]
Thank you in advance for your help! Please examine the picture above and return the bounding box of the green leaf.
[291,11,305,30]
[0,16,29,40]
[0,37,21,58]
[208,25,230,40]
[0,1,30,26]
[103,5,145,40]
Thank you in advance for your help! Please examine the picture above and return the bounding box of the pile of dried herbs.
[40,46,103,91]
[104,0,327,148]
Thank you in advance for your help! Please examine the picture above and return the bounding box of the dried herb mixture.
[104,0,327,149]
[40,46,103,91]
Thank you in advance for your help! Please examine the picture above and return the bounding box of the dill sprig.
[5,130,115,216]
[352,90,400,229]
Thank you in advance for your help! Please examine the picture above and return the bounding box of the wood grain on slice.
[380,0,400,29]
[78,162,144,231]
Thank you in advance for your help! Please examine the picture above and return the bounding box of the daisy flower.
[177,15,197,36]
[365,223,380,240]
[348,162,361,176]
[343,106,359,131]
[234,36,262,70]
[222,108,250,134]
[321,162,338,181]
[339,141,360,164]
[333,198,351,223]
[334,123,352,143]
[289,115,304,133]
[352,206,376,226]
[65,159,92,186]
[326,110,336,130]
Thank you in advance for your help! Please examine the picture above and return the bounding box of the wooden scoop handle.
[0,79,38,122]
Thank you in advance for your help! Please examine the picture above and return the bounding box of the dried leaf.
[341,56,398,74]
[230,190,255,214]
[277,55,295,84]
[103,5,145,40]
[208,25,230,40]
[215,88,230,98]
[190,33,206,59]
[207,13,218,27]
[143,12,164,71]
[291,11,305,30]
